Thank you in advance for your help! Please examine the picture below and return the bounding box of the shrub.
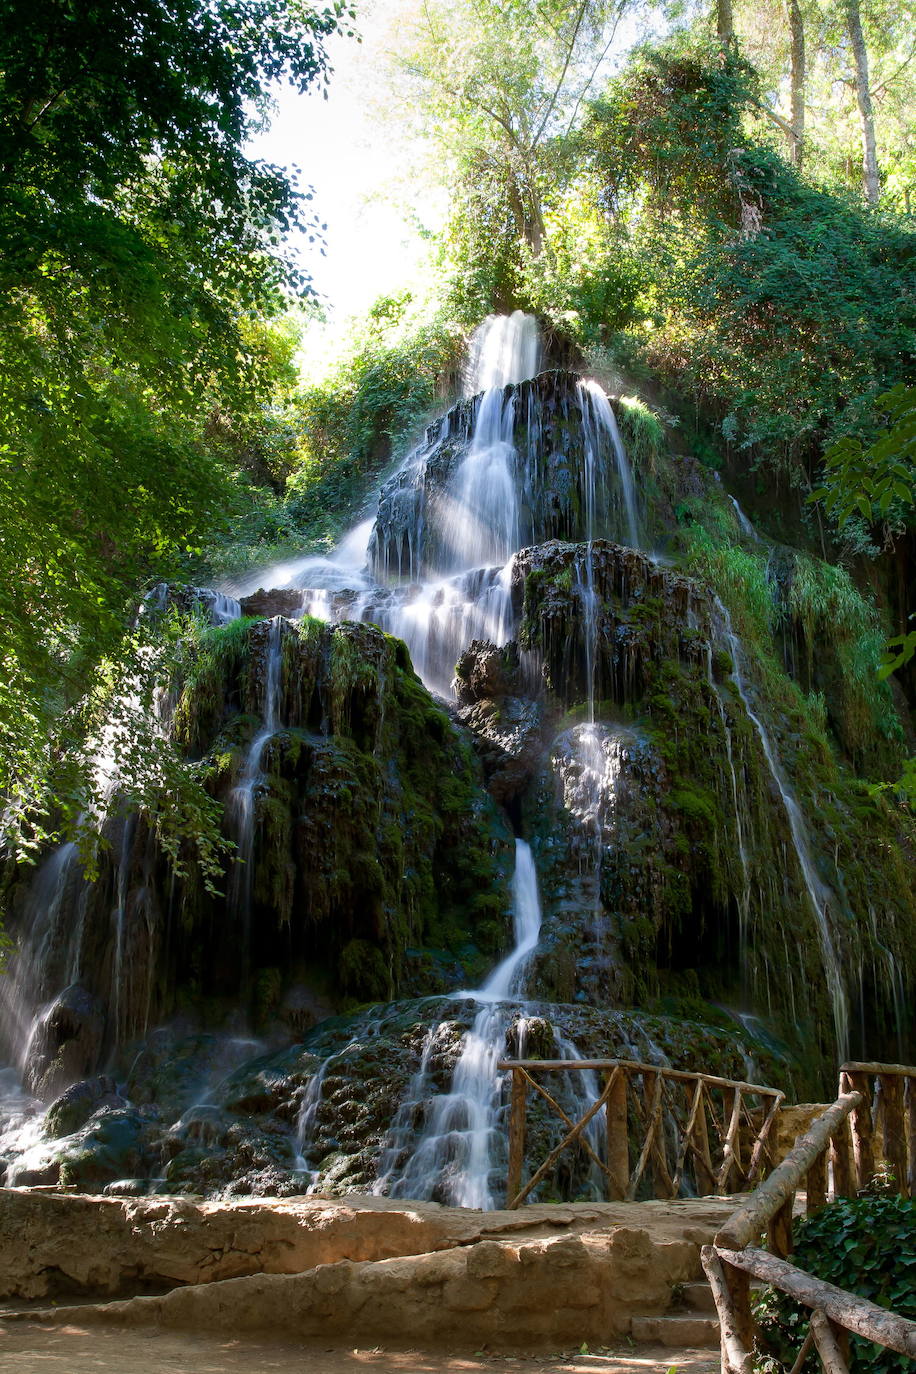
[755,1195,916,1372]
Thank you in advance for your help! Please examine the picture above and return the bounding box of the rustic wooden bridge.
[500,1056,916,1372]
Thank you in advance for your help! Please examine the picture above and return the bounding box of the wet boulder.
[44,1075,125,1139]
[25,984,105,1100]
[453,640,522,704]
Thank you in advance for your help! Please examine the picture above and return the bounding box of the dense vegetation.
[0,0,347,855]
[757,1195,916,1371]
[1,0,913,860]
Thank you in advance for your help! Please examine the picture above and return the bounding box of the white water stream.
[714,599,849,1059]
[379,837,542,1208]
[227,617,284,946]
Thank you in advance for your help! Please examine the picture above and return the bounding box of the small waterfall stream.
[714,598,849,1059]
[227,616,284,943]
[380,838,542,1208]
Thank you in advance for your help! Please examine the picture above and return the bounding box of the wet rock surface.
[1,352,914,1205]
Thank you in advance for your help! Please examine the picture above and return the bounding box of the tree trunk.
[787,0,805,167]
[845,0,880,203]
[717,0,734,44]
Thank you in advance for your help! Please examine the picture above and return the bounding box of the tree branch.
[750,96,798,140]
[563,1,625,138]
[870,37,916,99]
[531,0,589,148]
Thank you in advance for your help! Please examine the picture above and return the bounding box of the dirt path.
[0,1322,718,1373]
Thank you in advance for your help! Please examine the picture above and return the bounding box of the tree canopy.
[0,0,348,850]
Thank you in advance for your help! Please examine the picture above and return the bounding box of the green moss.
[617,395,664,472]
[669,784,718,827]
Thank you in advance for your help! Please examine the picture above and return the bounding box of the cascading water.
[464,310,541,393]
[236,315,639,710]
[227,617,284,945]
[0,591,242,1122]
[2,309,888,1206]
[728,495,759,543]
[578,379,640,555]
[379,838,542,1208]
[713,598,850,1059]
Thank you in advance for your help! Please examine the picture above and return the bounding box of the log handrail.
[497,1058,784,1096]
[713,1246,916,1360]
[498,1058,784,1209]
[840,1060,916,1077]
[716,1091,862,1250]
[706,1062,916,1373]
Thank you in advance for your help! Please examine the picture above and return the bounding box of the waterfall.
[714,599,849,1059]
[578,379,640,553]
[230,518,375,603]
[705,647,753,984]
[1,309,878,1203]
[464,311,541,393]
[728,495,759,542]
[378,838,542,1208]
[227,617,284,946]
[237,319,641,712]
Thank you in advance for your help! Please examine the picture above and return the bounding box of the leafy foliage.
[815,386,915,533]
[756,1195,916,1372]
[583,41,916,471]
[0,0,346,851]
[287,301,462,542]
[812,386,916,676]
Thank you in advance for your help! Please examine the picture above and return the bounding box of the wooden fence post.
[806,1148,828,1215]
[879,1073,908,1198]
[606,1066,628,1200]
[768,1196,794,1259]
[810,1308,851,1373]
[906,1076,916,1199]
[693,1084,717,1196]
[847,1070,875,1189]
[701,1245,754,1374]
[831,1118,855,1199]
[717,1088,743,1193]
[506,1068,526,1207]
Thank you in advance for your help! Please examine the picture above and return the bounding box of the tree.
[814,386,916,672]
[845,0,881,202]
[583,40,916,465]
[787,0,805,167]
[0,0,348,852]
[380,0,654,315]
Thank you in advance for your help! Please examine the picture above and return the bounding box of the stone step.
[679,1280,717,1312]
[630,1314,720,1349]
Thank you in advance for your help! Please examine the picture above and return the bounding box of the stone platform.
[0,1190,734,1350]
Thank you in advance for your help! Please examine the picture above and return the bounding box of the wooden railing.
[837,1061,916,1199]
[497,1058,784,1209]
[702,1061,916,1373]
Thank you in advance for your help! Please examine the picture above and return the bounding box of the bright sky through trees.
[245,1,444,320]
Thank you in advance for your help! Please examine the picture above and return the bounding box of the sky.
[246,2,440,327]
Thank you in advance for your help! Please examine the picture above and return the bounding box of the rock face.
[6,619,514,1089]
[26,986,106,1099]
[1,359,914,1205]
[369,372,639,581]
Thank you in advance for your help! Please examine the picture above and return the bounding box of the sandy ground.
[0,1323,719,1373]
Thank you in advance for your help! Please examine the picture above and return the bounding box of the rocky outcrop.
[26,986,106,1099]
[6,619,515,1092]
[369,373,639,581]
